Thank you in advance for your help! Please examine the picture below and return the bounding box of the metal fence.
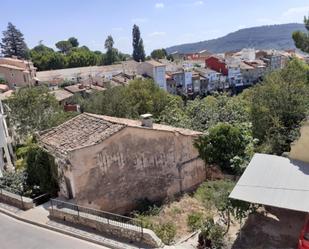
[50,198,144,234]
[0,184,25,209]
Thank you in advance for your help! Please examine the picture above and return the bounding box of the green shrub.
[187,212,204,231]
[198,218,225,249]
[154,222,177,245]
[194,122,247,173]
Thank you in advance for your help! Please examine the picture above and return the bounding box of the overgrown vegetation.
[6,86,76,140]
[1,137,59,197]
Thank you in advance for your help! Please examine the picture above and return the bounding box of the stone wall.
[66,127,206,213]
[49,207,162,248]
[0,189,34,210]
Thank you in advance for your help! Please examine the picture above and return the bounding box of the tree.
[104,35,116,65]
[78,79,170,119]
[66,47,98,68]
[30,45,66,70]
[0,22,29,59]
[194,123,247,172]
[292,15,309,53]
[151,48,167,59]
[68,37,79,47]
[185,93,250,132]
[132,24,145,62]
[26,146,59,195]
[7,86,75,138]
[250,58,309,154]
[55,40,72,54]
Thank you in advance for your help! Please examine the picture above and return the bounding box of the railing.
[50,198,144,234]
[0,184,25,209]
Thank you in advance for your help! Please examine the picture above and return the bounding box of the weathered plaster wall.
[289,120,309,163]
[66,127,205,213]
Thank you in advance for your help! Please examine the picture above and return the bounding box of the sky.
[1,0,309,54]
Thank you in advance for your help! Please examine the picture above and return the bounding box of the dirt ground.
[149,195,213,241]
[230,207,307,249]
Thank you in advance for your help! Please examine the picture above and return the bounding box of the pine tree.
[1,22,29,59]
[132,24,146,62]
[292,16,309,53]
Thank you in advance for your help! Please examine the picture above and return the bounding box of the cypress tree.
[132,24,145,62]
[1,22,29,59]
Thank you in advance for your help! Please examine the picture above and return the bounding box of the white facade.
[137,61,167,90]
[240,48,256,61]
[184,71,192,89]
[153,66,166,89]
[228,65,243,86]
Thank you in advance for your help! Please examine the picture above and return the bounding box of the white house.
[137,60,167,89]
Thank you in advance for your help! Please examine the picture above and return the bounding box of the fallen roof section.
[229,153,309,212]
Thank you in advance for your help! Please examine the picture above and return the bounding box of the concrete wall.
[289,120,309,163]
[0,189,34,210]
[62,127,205,214]
[49,207,162,248]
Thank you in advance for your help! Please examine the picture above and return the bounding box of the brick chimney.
[140,114,153,128]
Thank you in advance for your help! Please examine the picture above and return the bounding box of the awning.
[229,153,309,212]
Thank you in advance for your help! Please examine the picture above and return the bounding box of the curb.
[0,207,129,249]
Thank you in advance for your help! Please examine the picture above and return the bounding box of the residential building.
[165,74,177,95]
[137,60,167,89]
[239,62,256,85]
[227,62,243,86]
[50,89,74,106]
[205,56,228,76]
[184,50,212,61]
[0,57,37,89]
[39,113,205,213]
[196,68,224,92]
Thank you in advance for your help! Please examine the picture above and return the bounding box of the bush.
[198,218,225,249]
[26,147,59,195]
[154,222,177,245]
[0,170,28,195]
[187,212,204,231]
[194,122,247,172]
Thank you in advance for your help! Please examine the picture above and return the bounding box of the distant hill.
[166,23,307,54]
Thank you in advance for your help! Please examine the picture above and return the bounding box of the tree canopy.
[249,58,309,154]
[0,22,29,59]
[78,78,170,119]
[55,40,73,54]
[6,86,76,138]
[151,48,167,60]
[68,37,79,47]
[132,24,145,62]
[292,15,309,53]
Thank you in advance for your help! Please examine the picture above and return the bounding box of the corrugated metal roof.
[229,153,309,212]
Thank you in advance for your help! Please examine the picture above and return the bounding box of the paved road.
[0,213,109,249]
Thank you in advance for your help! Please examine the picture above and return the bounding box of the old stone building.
[39,113,205,213]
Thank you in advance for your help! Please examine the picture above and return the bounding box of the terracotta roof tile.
[39,113,202,156]
[39,113,125,154]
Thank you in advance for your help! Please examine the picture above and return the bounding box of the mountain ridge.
[166,23,307,54]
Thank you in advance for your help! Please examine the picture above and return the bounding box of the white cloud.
[282,6,309,19]
[131,18,148,23]
[155,3,164,8]
[256,6,308,26]
[148,31,166,37]
[194,1,204,6]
